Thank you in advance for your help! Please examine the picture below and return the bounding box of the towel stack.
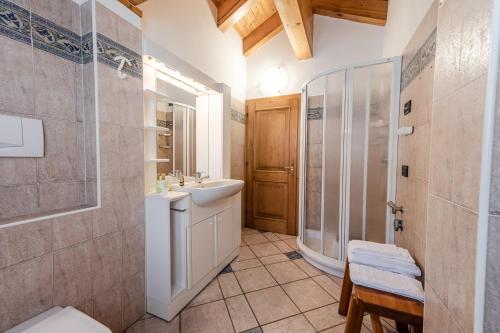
[347,240,424,302]
[347,240,422,277]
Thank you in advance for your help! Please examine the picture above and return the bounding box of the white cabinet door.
[191,217,216,286]
[216,208,233,265]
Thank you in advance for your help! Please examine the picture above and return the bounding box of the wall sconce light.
[260,66,288,96]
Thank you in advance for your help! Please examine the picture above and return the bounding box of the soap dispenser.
[179,172,185,186]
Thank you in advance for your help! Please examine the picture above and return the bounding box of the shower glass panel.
[349,63,393,244]
[299,57,400,276]
[322,71,346,260]
[304,76,325,253]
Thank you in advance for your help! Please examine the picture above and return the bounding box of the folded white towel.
[348,240,414,261]
[349,263,425,302]
[349,253,422,277]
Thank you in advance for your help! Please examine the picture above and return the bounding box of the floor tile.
[272,241,294,253]
[242,228,260,235]
[188,278,222,307]
[261,314,315,333]
[322,323,372,333]
[125,315,180,333]
[303,303,345,331]
[283,238,299,250]
[362,315,398,333]
[226,295,259,332]
[266,261,308,284]
[242,327,263,333]
[218,272,243,298]
[181,300,234,333]
[259,254,289,265]
[274,233,296,240]
[234,266,277,292]
[231,258,262,272]
[282,278,335,312]
[328,274,344,286]
[262,232,280,242]
[294,258,323,277]
[243,233,269,245]
[246,286,300,325]
[249,243,281,257]
[313,275,341,301]
[235,246,257,262]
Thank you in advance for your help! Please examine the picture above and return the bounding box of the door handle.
[387,201,403,214]
[284,165,295,175]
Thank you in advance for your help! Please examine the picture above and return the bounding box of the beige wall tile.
[425,195,453,304]
[0,220,52,269]
[0,158,37,186]
[38,180,80,212]
[447,205,477,332]
[0,255,53,332]
[120,128,144,179]
[93,285,122,333]
[0,36,34,116]
[423,285,449,333]
[91,232,122,297]
[53,242,92,306]
[52,211,93,250]
[0,185,39,220]
[120,177,145,229]
[485,215,500,332]
[452,76,486,211]
[122,272,145,330]
[31,0,74,32]
[99,123,121,180]
[122,224,145,279]
[93,178,122,237]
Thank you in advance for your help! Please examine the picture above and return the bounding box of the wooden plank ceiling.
[121,0,388,60]
[213,0,388,59]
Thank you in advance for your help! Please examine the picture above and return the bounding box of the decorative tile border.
[307,107,323,120]
[0,0,31,45]
[0,0,143,79]
[97,33,142,79]
[401,28,437,91]
[231,109,246,124]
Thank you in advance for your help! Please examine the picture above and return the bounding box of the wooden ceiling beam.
[216,0,260,32]
[312,0,388,26]
[243,12,283,56]
[274,0,314,60]
[118,0,143,17]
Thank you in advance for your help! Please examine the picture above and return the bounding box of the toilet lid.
[22,307,111,333]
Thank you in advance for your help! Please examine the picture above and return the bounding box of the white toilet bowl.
[5,306,111,333]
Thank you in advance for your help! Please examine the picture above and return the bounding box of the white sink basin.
[175,179,244,206]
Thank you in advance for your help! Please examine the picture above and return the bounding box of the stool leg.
[344,296,364,333]
[396,321,410,333]
[369,314,383,333]
[339,260,352,316]
[411,324,423,333]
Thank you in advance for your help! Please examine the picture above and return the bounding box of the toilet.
[5,306,111,333]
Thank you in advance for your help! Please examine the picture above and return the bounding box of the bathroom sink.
[176,179,244,206]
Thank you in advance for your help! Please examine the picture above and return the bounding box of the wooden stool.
[339,260,353,316]
[344,285,424,333]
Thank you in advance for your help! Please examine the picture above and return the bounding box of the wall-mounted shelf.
[145,125,170,133]
[144,89,169,103]
[145,158,170,163]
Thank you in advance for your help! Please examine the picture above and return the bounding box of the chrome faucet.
[194,171,209,184]
[168,170,181,180]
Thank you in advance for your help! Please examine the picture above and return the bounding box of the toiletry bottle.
[156,176,162,193]
[179,172,185,186]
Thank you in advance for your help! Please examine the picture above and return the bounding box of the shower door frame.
[298,57,402,276]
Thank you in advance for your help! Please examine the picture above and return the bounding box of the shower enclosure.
[298,58,401,276]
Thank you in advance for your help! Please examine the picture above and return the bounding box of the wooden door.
[246,94,300,235]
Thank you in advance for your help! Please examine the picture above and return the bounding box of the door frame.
[245,94,301,235]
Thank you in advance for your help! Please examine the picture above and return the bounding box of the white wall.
[246,15,385,99]
[140,0,247,102]
[383,0,435,57]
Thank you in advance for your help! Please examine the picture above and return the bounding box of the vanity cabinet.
[146,191,241,321]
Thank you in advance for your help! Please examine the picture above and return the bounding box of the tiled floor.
[126,228,398,333]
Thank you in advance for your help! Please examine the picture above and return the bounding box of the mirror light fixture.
[260,66,288,96]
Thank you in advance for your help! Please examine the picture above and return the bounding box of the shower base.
[298,228,345,277]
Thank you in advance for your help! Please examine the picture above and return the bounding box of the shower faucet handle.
[387,201,404,214]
